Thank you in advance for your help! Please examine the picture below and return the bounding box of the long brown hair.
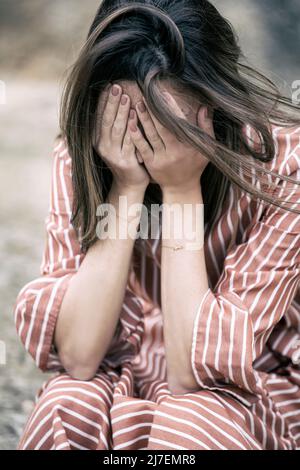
[58,0,300,263]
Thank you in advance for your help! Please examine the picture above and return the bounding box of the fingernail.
[121,95,128,105]
[137,101,146,113]
[112,85,120,96]
[129,109,135,119]
[130,122,137,132]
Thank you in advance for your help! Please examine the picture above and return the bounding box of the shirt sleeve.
[13,138,146,373]
[191,126,300,407]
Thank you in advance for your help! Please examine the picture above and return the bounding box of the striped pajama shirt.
[13,125,300,450]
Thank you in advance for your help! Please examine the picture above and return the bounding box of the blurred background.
[0,0,299,450]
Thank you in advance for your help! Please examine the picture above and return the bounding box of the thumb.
[136,149,144,164]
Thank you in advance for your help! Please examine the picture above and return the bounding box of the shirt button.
[291,339,300,365]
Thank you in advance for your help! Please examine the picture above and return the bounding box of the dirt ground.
[0,80,63,449]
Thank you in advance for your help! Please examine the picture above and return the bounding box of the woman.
[13,0,300,450]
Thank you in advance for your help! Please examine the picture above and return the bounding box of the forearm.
[54,181,145,380]
[161,185,209,393]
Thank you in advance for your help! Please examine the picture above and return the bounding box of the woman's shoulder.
[269,124,300,176]
[52,133,71,163]
[236,124,300,207]
[243,123,300,178]
[50,134,73,199]
[225,124,300,230]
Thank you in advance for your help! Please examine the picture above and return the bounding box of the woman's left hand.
[129,92,214,192]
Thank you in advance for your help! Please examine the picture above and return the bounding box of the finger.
[140,96,168,142]
[112,93,131,147]
[136,150,144,164]
[100,84,122,142]
[122,111,135,155]
[197,105,215,138]
[122,110,143,163]
[129,110,154,163]
[135,101,165,152]
[141,92,186,142]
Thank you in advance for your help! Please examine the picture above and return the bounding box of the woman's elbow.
[58,348,102,381]
[167,373,199,395]
[66,366,97,382]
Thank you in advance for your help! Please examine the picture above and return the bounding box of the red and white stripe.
[14,126,300,450]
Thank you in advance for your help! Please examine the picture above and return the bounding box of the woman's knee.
[18,371,113,450]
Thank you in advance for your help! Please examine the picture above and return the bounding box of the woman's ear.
[196,105,215,138]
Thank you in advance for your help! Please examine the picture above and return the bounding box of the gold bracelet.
[162,242,203,251]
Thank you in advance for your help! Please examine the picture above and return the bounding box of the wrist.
[111,179,147,199]
[107,181,146,227]
[162,183,203,204]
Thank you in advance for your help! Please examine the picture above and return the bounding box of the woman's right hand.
[93,83,150,192]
